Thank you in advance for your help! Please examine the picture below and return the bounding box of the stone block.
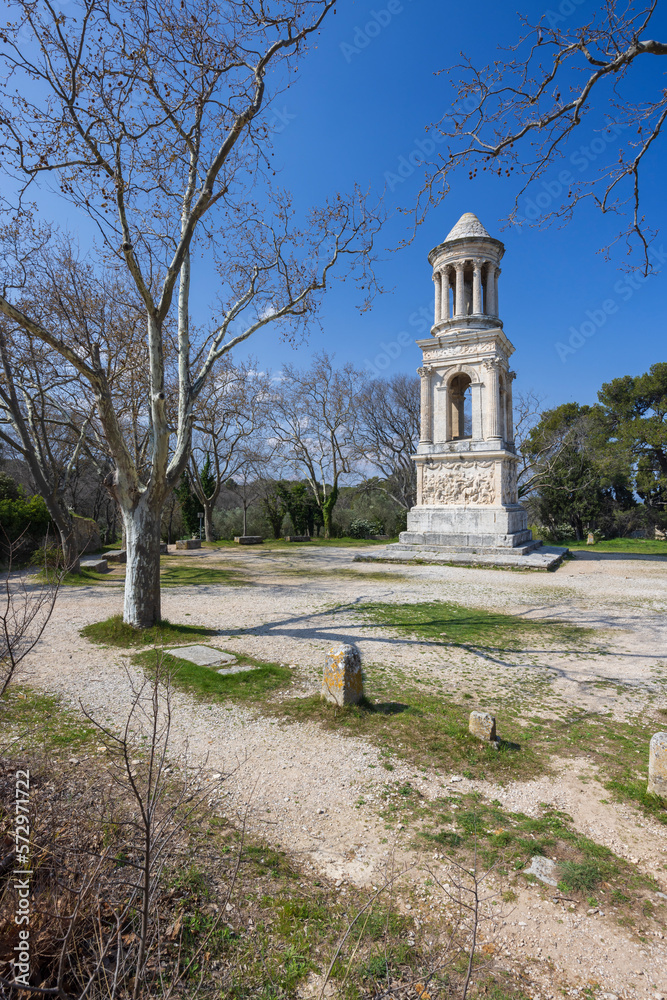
[80,557,109,573]
[234,536,264,545]
[469,710,498,744]
[285,535,311,542]
[71,514,101,555]
[587,532,595,545]
[648,732,667,796]
[160,542,168,554]
[105,549,127,563]
[175,539,201,549]
[322,643,363,707]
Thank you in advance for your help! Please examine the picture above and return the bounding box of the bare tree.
[189,361,269,541]
[0,531,61,696]
[419,1,667,269]
[0,0,382,627]
[271,353,364,537]
[0,252,141,571]
[356,373,420,510]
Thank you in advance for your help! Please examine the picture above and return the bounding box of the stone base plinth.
[355,543,568,572]
[403,503,532,550]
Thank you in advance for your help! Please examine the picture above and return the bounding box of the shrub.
[348,518,383,539]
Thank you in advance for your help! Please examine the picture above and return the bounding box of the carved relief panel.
[420,460,496,506]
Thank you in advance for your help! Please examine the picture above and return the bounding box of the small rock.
[469,710,499,745]
[450,776,463,783]
[525,856,558,887]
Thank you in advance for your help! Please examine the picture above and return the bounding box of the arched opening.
[450,373,472,440]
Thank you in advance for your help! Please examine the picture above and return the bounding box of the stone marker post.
[322,644,364,707]
[648,732,667,796]
[469,710,499,746]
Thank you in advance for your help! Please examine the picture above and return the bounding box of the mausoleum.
[359,212,566,570]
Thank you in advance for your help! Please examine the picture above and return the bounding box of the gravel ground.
[14,545,667,998]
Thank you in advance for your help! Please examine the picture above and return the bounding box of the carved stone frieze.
[420,460,496,506]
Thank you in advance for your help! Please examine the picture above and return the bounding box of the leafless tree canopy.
[355,373,419,510]
[418,1,666,269]
[0,0,382,626]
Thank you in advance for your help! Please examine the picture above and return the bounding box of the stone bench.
[284,535,311,542]
[80,557,109,573]
[175,539,201,549]
[234,536,264,545]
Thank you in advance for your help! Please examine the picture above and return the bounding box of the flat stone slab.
[354,543,568,572]
[105,549,127,563]
[234,536,264,545]
[167,645,237,668]
[285,535,311,542]
[80,558,109,573]
[525,856,558,886]
[175,539,201,549]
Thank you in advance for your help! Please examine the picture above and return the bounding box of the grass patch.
[132,648,292,704]
[205,536,396,550]
[414,793,659,918]
[159,562,249,587]
[562,537,667,556]
[355,600,593,652]
[0,687,97,750]
[81,614,220,648]
[276,685,541,782]
[35,567,123,586]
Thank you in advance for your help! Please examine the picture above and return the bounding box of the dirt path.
[18,546,667,998]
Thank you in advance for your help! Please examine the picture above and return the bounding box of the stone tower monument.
[389,212,564,565]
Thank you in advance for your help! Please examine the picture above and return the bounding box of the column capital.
[508,369,517,381]
[417,366,431,378]
[483,358,501,373]
[472,257,484,268]
[454,260,465,272]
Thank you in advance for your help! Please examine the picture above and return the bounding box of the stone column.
[454,262,465,317]
[470,382,483,440]
[495,267,501,315]
[472,259,483,314]
[487,265,498,315]
[506,371,516,443]
[418,366,432,444]
[433,271,442,324]
[442,268,451,320]
[484,360,501,442]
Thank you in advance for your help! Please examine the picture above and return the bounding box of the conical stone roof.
[444,212,491,241]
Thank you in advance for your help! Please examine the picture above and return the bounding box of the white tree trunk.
[122,499,162,628]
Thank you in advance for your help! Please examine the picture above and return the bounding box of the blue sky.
[10,0,666,410]
[237,0,667,409]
